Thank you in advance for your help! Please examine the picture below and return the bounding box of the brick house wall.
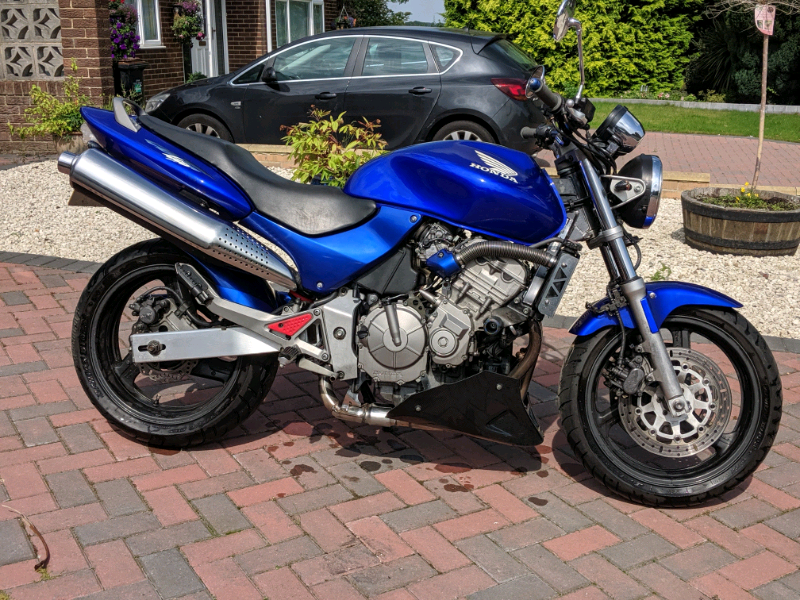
[1,0,113,153]
[136,2,186,97]
[1,0,343,152]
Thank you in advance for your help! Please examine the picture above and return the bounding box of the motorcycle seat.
[138,115,377,236]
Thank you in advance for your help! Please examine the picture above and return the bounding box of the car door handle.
[315,92,337,100]
[409,87,432,95]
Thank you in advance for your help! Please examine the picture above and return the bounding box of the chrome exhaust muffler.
[58,149,297,290]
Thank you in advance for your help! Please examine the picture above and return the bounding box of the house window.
[126,0,162,46]
[275,0,325,47]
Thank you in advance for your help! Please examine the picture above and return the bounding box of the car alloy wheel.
[186,123,220,137]
[443,130,484,141]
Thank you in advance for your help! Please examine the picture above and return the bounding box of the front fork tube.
[580,160,686,411]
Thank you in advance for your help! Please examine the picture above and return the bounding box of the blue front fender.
[569,281,743,337]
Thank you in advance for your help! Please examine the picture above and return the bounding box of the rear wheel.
[72,239,277,448]
[177,114,233,141]
[432,120,494,143]
[559,308,781,506]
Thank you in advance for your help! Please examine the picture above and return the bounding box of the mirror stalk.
[571,18,585,100]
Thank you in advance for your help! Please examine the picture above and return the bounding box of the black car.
[145,27,547,153]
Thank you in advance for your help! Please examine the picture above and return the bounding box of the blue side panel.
[190,255,282,313]
[241,206,420,294]
[569,281,743,337]
[344,141,566,245]
[82,107,253,220]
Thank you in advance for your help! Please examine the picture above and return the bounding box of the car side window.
[234,63,264,84]
[431,45,458,72]
[272,37,356,81]
[362,38,430,76]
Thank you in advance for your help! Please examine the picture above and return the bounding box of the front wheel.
[559,308,781,506]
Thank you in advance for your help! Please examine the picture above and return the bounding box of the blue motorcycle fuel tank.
[344,141,567,244]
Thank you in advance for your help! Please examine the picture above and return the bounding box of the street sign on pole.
[755,4,776,35]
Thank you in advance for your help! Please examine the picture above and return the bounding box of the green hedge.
[443,0,704,96]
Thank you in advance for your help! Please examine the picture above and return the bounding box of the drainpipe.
[265,0,273,52]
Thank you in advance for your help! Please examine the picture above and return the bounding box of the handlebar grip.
[528,78,563,111]
[520,127,538,140]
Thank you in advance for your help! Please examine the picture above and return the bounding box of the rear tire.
[559,308,782,506]
[177,114,233,141]
[432,120,494,143]
[72,239,277,448]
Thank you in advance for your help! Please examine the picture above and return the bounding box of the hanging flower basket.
[172,0,205,46]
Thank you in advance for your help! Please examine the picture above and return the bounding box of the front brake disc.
[619,347,732,458]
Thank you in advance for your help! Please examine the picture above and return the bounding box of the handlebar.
[527,77,564,112]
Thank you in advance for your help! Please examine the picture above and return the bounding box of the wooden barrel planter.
[681,187,800,257]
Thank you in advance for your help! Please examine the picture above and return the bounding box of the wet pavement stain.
[148,447,179,456]
[387,440,407,451]
[528,496,549,506]
[290,464,316,477]
[359,461,382,472]
[283,441,294,447]
[382,459,392,464]
[335,447,361,457]
[435,463,471,474]
[399,454,424,464]
[443,483,474,493]
[267,446,278,453]
[536,470,549,478]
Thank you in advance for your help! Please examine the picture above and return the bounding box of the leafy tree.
[345,0,411,27]
[686,9,800,104]
[443,0,705,96]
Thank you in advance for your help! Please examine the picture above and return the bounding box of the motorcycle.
[59,0,781,506]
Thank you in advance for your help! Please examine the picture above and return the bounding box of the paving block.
[140,548,206,598]
[0,519,35,566]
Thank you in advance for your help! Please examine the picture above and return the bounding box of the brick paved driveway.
[2,259,800,600]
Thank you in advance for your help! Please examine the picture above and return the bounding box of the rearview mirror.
[554,0,576,42]
[261,66,277,83]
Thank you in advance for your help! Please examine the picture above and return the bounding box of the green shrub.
[443,0,704,96]
[8,59,88,139]
[281,108,387,187]
[186,71,207,83]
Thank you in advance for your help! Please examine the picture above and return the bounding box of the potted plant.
[110,0,147,102]
[172,0,206,82]
[682,185,800,256]
[8,60,89,153]
[281,107,386,187]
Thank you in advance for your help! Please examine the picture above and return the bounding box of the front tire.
[559,308,781,506]
[72,239,277,448]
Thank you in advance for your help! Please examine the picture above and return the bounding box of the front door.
[240,36,359,144]
[191,0,228,77]
[344,36,442,149]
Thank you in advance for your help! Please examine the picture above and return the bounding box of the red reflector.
[492,78,528,101]
[268,313,313,336]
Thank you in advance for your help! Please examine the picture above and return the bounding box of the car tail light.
[492,78,528,101]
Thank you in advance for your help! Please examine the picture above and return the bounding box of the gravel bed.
[2,160,798,339]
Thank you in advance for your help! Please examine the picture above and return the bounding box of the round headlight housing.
[145,92,170,114]
[594,105,645,157]
[616,155,663,229]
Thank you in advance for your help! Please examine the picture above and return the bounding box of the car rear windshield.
[481,38,537,73]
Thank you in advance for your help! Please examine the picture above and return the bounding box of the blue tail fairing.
[82,107,254,220]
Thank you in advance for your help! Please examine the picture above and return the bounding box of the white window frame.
[274,0,325,48]
[126,0,163,47]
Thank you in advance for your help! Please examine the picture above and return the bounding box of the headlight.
[616,155,662,229]
[594,105,644,157]
[145,92,170,114]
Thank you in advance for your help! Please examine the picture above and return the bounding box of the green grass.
[591,101,800,143]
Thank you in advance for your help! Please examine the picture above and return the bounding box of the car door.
[343,36,442,149]
[240,36,361,144]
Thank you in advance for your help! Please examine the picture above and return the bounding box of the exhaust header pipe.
[60,150,297,290]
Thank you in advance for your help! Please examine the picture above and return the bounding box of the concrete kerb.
[3,251,798,355]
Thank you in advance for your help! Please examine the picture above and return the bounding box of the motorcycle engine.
[358,226,531,403]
